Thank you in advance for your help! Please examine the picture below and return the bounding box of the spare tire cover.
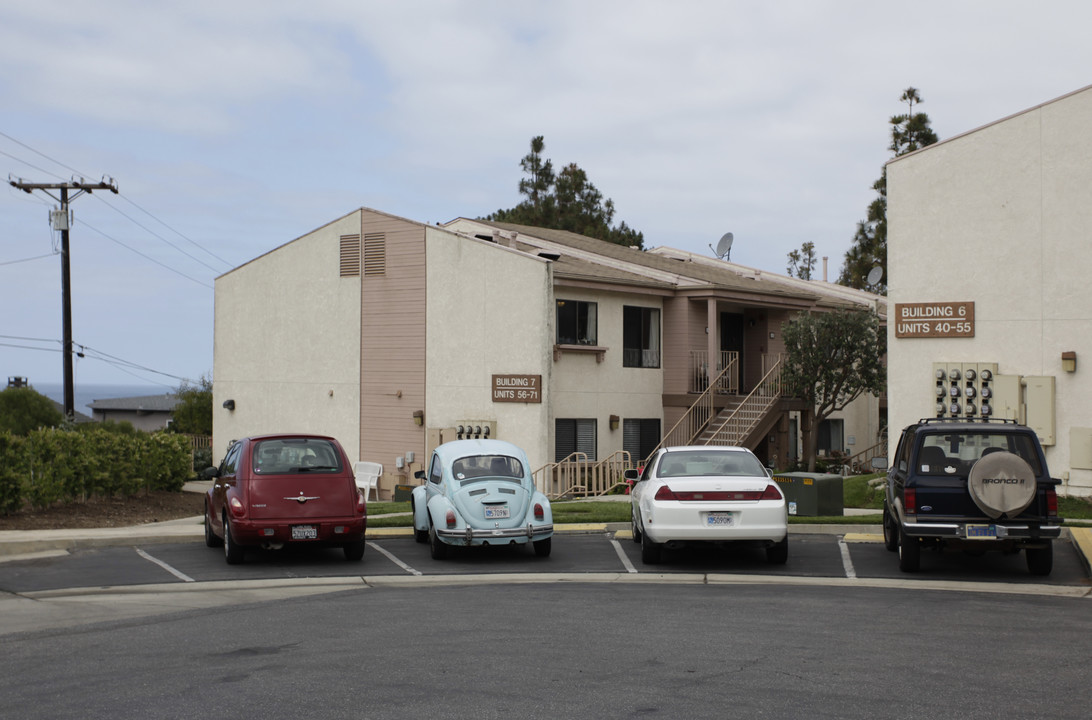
[967,451,1037,519]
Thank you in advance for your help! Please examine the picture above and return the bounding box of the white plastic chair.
[353,461,382,502]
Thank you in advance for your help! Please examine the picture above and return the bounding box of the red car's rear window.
[252,438,343,474]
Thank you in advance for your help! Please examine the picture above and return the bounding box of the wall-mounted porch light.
[413,409,424,426]
[223,399,235,411]
[609,414,620,431]
[1062,351,1077,373]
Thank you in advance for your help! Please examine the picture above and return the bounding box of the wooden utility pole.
[8,176,119,421]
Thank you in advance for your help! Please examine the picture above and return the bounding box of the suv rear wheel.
[898,526,920,572]
[1026,543,1053,576]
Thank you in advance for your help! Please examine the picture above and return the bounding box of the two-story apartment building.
[213,207,886,499]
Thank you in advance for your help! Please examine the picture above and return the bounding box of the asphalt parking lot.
[1,529,1088,595]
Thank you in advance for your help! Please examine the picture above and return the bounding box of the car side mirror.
[624,468,640,481]
[414,470,426,481]
[202,466,220,479]
[870,457,889,471]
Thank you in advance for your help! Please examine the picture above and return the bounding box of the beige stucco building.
[213,207,886,499]
[887,84,1092,496]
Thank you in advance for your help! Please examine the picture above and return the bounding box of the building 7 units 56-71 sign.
[894,301,975,338]
[492,374,542,403]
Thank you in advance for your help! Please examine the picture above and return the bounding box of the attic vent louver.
[363,233,386,276]
[339,235,361,276]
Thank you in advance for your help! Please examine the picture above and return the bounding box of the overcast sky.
[2,1,1089,390]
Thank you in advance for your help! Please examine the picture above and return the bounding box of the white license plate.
[706,512,734,526]
[484,505,510,519]
[292,525,318,540]
[965,524,997,539]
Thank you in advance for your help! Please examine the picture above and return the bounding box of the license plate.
[484,505,510,519]
[706,512,734,526]
[965,524,997,539]
[292,525,318,540]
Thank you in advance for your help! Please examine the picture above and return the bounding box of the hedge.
[0,427,192,513]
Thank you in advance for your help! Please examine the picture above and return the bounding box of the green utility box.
[394,485,415,502]
[772,472,844,516]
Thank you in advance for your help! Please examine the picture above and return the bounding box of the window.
[556,300,597,345]
[623,418,661,464]
[429,455,443,484]
[623,306,661,368]
[818,419,845,455]
[555,418,597,462]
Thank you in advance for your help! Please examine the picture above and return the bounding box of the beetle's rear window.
[253,438,343,474]
[452,455,524,481]
[917,433,1043,476]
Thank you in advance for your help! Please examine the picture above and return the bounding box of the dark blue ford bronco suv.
[882,417,1062,575]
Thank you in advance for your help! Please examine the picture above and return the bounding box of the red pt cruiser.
[204,434,367,564]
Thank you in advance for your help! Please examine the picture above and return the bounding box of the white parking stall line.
[837,538,857,579]
[367,541,423,576]
[135,549,195,583]
[608,537,638,574]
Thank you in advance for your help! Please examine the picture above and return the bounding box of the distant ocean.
[30,382,175,417]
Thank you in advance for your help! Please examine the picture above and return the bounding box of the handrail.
[533,450,633,499]
[843,428,888,475]
[644,355,739,464]
[703,357,783,448]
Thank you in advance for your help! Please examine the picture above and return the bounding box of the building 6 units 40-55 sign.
[492,374,542,403]
[895,301,975,338]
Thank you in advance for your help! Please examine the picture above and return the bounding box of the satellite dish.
[866,266,883,286]
[710,232,734,261]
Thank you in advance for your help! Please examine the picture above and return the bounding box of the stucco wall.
[550,287,666,464]
[212,213,362,463]
[424,229,554,471]
[888,86,1092,495]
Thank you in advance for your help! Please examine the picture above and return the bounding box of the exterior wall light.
[413,409,424,426]
[223,399,235,411]
[609,414,620,431]
[1062,351,1077,373]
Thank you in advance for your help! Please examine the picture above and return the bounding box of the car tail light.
[229,496,246,518]
[356,490,366,514]
[534,502,545,520]
[760,483,783,501]
[654,485,679,501]
[658,485,784,502]
[1046,486,1058,516]
[905,487,917,516]
[446,509,457,528]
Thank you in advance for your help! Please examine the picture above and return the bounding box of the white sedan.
[628,446,788,565]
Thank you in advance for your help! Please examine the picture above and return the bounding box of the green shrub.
[0,432,26,513]
[11,426,192,510]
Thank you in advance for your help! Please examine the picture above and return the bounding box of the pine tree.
[839,88,939,293]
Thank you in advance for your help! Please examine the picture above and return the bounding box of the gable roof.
[88,393,180,413]
[446,218,883,314]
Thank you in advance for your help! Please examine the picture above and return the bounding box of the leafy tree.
[170,375,212,436]
[781,309,885,472]
[839,87,939,293]
[486,136,645,248]
[786,241,817,279]
[0,386,64,436]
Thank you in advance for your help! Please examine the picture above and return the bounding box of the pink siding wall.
[359,210,426,498]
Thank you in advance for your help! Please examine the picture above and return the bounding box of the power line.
[78,219,214,289]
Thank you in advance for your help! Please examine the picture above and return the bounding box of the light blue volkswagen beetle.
[412,439,554,559]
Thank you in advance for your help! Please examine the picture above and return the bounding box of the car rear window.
[253,438,343,474]
[656,451,766,478]
[917,432,1043,476]
[452,454,524,481]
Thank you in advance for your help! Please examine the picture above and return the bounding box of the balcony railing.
[689,351,739,393]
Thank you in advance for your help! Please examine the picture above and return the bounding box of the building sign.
[894,302,975,338]
[492,374,542,403]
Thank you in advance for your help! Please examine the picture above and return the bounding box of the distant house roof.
[88,394,180,413]
[48,399,94,424]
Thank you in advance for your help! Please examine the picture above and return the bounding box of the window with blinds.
[623,418,661,464]
[363,233,386,276]
[555,418,597,462]
[339,235,361,276]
